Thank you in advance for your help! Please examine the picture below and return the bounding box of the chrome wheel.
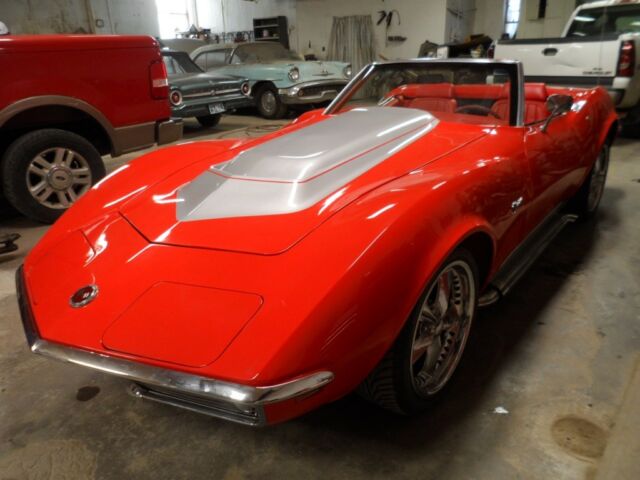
[410,260,476,396]
[260,90,277,116]
[587,148,609,213]
[26,147,92,209]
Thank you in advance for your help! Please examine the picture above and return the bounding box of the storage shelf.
[253,15,289,49]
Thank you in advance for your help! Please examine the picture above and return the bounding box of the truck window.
[567,5,640,37]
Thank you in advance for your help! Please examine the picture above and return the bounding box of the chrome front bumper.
[15,266,333,426]
[278,80,349,104]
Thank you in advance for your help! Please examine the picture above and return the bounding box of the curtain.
[327,15,376,76]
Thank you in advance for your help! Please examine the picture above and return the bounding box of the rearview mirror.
[541,94,573,132]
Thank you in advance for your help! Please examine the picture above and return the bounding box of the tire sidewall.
[256,85,286,119]
[196,113,221,128]
[1,129,106,224]
[393,248,480,413]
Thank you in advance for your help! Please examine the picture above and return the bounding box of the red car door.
[523,114,587,230]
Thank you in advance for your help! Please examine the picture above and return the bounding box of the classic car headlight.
[241,82,251,96]
[169,90,183,106]
[288,67,300,82]
[343,65,352,78]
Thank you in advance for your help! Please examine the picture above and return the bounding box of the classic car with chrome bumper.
[278,79,350,104]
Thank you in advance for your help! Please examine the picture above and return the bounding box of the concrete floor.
[0,115,639,479]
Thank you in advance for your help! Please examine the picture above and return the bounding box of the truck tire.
[196,113,221,128]
[255,84,287,119]
[1,129,106,224]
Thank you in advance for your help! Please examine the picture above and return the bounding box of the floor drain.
[551,415,608,459]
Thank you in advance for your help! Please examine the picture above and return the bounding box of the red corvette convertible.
[17,60,617,426]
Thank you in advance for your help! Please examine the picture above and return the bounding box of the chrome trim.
[15,266,334,423]
[278,79,349,100]
[183,88,241,99]
[69,285,99,308]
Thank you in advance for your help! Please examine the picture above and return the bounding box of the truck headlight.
[343,65,352,78]
[288,67,300,82]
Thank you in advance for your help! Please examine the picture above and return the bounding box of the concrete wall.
[90,0,159,35]
[472,0,505,39]
[517,0,576,38]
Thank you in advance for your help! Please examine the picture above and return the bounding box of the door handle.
[511,196,524,213]
[542,48,558,56]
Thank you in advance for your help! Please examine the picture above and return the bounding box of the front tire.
[359,248,479,414]
[255,85,287,119]
[1,129,105,224]
[196,113,221,128]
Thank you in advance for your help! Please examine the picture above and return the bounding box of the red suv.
[0,35,182,223]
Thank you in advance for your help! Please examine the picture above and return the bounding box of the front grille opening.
[130,383,265,426]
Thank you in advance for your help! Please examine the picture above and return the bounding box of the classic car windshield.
[232,43,301,63]
[329,62,520,127]
[163,52,203,75]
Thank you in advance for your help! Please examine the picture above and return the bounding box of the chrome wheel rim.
[26,147,92,209]
[410,260,475,396]
[587,148,608,212]
[260,90,277,115]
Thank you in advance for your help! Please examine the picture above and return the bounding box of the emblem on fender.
[70,285,99,308]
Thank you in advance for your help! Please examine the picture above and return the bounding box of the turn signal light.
[617,40,635,77]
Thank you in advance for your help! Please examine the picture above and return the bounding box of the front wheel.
[1,129,106,224]
[255,85,287,119]
[196,113,221,128]
[572,144,610,220]
[359,248,479,414]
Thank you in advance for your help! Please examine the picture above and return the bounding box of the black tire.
[1,129,106,224]
[358,248,479,414]
[571,144,610,220]
[196,113,221,128]
[255,84,287,119]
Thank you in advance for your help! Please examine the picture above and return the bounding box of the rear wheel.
[359,248,479,414]
[1,129,105,224]
[572,144,609,220]
[196,113,221,128]
[255,84,287,119]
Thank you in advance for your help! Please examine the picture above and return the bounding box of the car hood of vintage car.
[119,107,482,255]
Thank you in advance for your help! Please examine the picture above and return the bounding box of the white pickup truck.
[494,0,640,131]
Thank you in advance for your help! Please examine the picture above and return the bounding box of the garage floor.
[1,115,639,480]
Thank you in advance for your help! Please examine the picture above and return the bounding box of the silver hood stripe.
[177,107,438,221]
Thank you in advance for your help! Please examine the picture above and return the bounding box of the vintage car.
[162,50,252,128]
[17,60,617,426]
[190,42,351,119]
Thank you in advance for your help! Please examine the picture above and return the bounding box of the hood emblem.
[70,285,99,308]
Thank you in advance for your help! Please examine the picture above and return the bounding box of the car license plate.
[209,103,225,114]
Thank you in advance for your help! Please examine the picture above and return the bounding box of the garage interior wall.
[516,0,577,38]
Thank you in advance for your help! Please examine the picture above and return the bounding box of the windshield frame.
[324,59,524,127]
[230,42,300,64]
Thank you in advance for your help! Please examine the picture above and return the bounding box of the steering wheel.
[455,104,500,118]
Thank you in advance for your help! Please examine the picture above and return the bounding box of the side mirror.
[541,94,573,132]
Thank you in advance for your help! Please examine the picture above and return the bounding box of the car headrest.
[453,83,504,100]
[396,83,454,99]
[524,83,548,101]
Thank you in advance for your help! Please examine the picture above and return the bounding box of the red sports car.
[17,60,617,426]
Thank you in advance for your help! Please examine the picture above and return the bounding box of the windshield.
[162,52,203,74]
[328,62,519,126]
[232,43,301,63]
[566,5,640,37]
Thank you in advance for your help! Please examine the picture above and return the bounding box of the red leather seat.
[388,83,457,113]
[491,83,550,123]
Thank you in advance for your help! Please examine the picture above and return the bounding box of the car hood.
[283,60,348,80]
[120,107,483,255]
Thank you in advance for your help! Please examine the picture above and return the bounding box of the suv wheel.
[1,129,106,224]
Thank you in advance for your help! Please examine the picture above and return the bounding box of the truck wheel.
[1,129,106,224]
[255,85,287,119]
[196,114,221,128]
